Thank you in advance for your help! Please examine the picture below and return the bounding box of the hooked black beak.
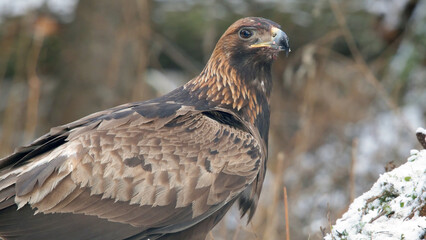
[250,27,291,56]
[271,27,290,56]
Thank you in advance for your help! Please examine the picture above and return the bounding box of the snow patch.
[325,149,426,240]
[417,127,426,135]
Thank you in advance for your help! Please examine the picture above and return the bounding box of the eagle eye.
[239,28,253,39]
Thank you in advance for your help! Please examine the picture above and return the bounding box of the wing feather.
[0,105,264,238]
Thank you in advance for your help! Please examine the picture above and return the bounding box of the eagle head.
[215,17,290,65]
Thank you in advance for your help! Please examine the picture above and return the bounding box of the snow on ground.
[418,127,426,135]
[325,145,426,240]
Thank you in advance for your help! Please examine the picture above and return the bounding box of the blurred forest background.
[0,0,425,239]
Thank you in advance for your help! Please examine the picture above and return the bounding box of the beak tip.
[273,29,290,55]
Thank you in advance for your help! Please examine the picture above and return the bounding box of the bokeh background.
[0,0,425,239]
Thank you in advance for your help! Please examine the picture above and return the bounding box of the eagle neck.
[184,54,272,143]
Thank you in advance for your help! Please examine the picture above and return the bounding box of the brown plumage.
[0,17,289,240]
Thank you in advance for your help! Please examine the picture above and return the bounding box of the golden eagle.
[0,17,289,240]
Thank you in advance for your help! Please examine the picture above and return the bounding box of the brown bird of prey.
[0,17,289,240]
